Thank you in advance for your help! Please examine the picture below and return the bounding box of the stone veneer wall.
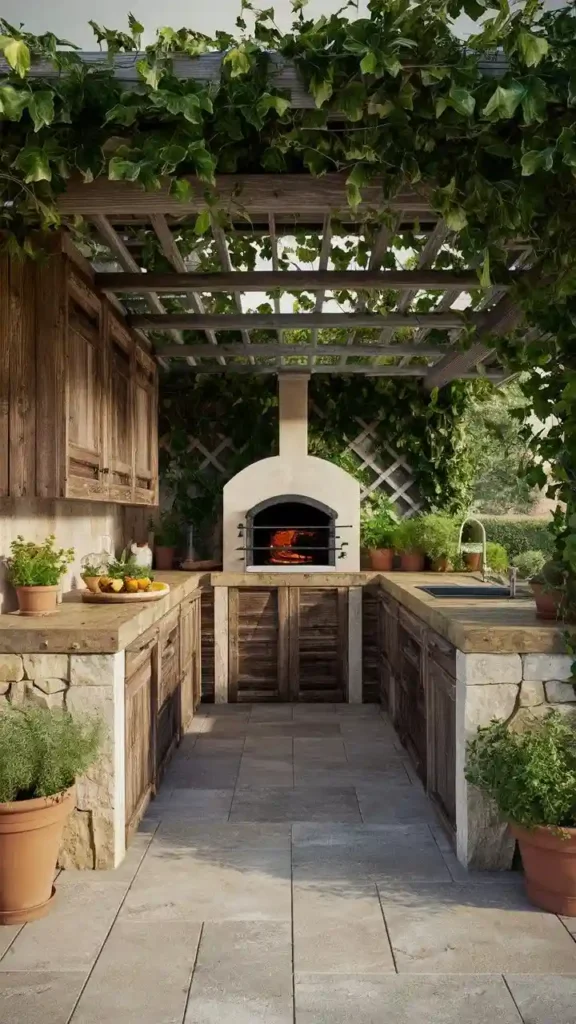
[456,651,576,870]
[0,651,125,870]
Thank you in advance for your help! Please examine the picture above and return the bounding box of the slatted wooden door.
[65,275,107,499]
[106,311,134,503]
[227,587,347,703]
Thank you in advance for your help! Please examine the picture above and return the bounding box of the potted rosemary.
[391,517,425,572]
[419,514,459,572]
[0,707,102,924]
[149,512,183,571]
[361,496,398,571]
[6,535,74,615]
[466,711,576,916]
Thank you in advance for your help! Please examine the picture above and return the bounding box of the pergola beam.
[156,342,447,359]
[96,269,488,293]
[129,311,467,331]
[168,364,507,378]
[425,295,522,389]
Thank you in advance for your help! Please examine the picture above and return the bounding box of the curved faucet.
[458,516,518,596]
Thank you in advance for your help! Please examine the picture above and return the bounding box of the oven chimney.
[278,374,309,459]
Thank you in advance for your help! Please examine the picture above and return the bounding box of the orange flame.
[270,529,314,564]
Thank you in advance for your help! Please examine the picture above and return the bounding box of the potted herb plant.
[0,706,102,924]
[530,559,576,622]
[80,558,106,594]
[392,517,425,572]
[486,541,509,575]
[6,535,74,615]
[466,711,576,915]
[361,496,398,571]
[420,514,459,572]
[149,512,182,571]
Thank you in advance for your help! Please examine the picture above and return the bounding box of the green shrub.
[479,518,555,560]
[361,494,398,549]
[512,549,546,580]
[465,712,576,829]
[0,707,103,803]
[419,514,459,562]
[392,516,424,553]
[6,535,74,587]
[149,511,183,547]
[486,541,509,573]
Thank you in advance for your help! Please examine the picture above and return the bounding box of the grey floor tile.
[250,705,294,722]
[246,722,342,737]
[0,926,21,961]
[561,915,576,936]
[293,824,451,884]
[505,974,576,1023]
[143,789,234,824]
[185,922,292,1024]
[429,825,526,885]
[70,920,200,1024]
[294,973,521,1024]
[380,882,576,974]
[343,740,405,765]
[243,736,294,757]
[293,703,336,717]
[166,755,241,789]
[120,849,291,922]
[230,786,362,823]
[150,823,291,852]
[201,718,251,737]
[294,765,411,788]
[60,831,153,886]
[293,881,394,974]
[236,755,294,787]
[356,782,438,824]
[293,738,347,764]
[0,972,87,1024]
[0,879,128,973]
[334,704,381,716]
[188,737,246,755]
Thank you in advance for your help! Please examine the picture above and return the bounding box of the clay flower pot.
[529,582,575,622]
[398,551,425,572]
[431,557,453,573]
[154,546,175,571]
[464,552,482,572]
[368,548,394,571]
[81,575,102,594]
[15,585,59,616]
[511,823,576,916]
[0,788,75,925]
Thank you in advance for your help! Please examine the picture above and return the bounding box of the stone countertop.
[379,572,569,654]
[0,572,208,654]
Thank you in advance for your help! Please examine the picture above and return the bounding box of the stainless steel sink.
[418,585,511,599]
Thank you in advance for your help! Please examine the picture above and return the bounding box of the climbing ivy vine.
[0,0,575,605]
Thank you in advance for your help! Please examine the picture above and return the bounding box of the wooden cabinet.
[124,628,158,841]
[377,589,398,714]
[1,242,159,506]
[180,592,202,729]
[427,631,457,832]
[395,608,427,784]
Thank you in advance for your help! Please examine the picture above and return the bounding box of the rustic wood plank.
[347,587,363,704]
[288,587,300,701]
[0,256,10,496]
[213,586,229,703]
[277,586,290,702]
[96,269,489,294]
[130,311,467,331]
[8,259,36,496]
[211,572,380,588]
[35,253,67,498]
[58,174,432,217]
[425,294,522,389]
[157,341,446,359]
[337,588,349,700]
[228,587,240,703]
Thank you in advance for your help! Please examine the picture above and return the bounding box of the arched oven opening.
[246,496,336,568]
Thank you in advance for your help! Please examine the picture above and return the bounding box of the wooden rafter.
[158,342,447,359]
[168,363,507,379]
[425,295,522,389]
[129,311,468,331]
[340,217,400,366]
[310,214,333,367]
[95,269,491,293]
[210,218,254,364]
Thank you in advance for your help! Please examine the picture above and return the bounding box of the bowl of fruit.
[80,558,170,603]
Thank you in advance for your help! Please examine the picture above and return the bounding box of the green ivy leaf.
[346,163,370,208]
[169,178,193,202]
[479,249,491,288]
[448,84,475,117]
[14,147,51,182]
[2,37,31,78]
[360,51,378,74]
[367,96,393,117]
[163,93,203,123]
[0,84,28,121]
[521,148,555,176]
[444,207,468,231]
[224,47,251,78]
[482,83,525,120]
[310,74,333,109]
[398,81,416,110]
[27,90,55,132]
[517,31,549,68]
[382,54,401,78]
[104,102,141,126]
[108,156,142,181]
[160,144,187,170]
[189,143,216,184]
[136,58,164,90]
[194,209,211,235]
[521,77,548,124]
[257,92,290,117]
[339,82,366,121]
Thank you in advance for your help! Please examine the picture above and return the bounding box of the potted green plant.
[0,706,102,924]
[420,514,459,572]
[530,559,576,622]
[6,535,75,616]
[486,541,509,574]
[80,558,107,594]
[392,517,425,572]
[466,711,576,915]
[361,496,398,571]
[512,549,546,581]
[149,512,182,571]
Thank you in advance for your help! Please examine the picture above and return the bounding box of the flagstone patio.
[1,704,575,1023]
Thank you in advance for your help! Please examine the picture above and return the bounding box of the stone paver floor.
[1,704,576,1023]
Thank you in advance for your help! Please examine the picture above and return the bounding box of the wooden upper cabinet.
[133,346,159,506]
[106,310,135,503]
[64,274,107,500]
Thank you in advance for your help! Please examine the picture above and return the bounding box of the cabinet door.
[65,277,107,499]
[427,657,456,831]
[396,620,427,783]
[180,592,201,728]
[124,634,158,841]
[133,346,158,506]
[106,312,134,502]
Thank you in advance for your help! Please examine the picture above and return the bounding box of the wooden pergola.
[47,51,531,389]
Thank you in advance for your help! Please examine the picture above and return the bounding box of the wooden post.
[347,586,363,703]
[213,586,229,703]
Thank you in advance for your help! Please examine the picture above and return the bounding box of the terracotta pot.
[398,551,425,572]
[511,823,576,916]
[368,548,394,571]
[464,552,482,572]
[0,787,75,925]
[15,585,59,616]
[81,575,101,594]
[431,557,453,573]
[154,547,175,571]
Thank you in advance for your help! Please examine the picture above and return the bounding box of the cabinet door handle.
[138,636,156,654]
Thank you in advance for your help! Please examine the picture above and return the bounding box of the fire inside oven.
[249,500,334,567]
